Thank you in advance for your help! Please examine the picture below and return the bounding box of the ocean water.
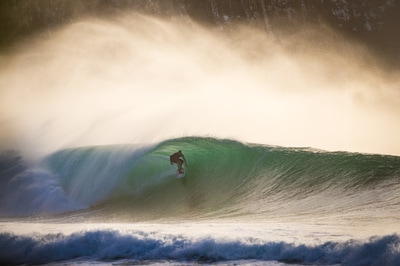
[1,137,400,265]
[1,1,400,265]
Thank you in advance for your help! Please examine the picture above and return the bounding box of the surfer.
[170,150,187,174]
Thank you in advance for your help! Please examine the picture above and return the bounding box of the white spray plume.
[0,14,399,158]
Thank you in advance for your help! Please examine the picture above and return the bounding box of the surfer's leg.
[178,159,184,173]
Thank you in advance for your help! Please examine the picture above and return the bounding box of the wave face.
[2,137,399,220]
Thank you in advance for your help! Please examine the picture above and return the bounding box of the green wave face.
[43,137,400,221]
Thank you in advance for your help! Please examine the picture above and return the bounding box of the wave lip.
[1,230,400,265]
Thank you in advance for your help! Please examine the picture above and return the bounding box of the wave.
[1,230,400,265]
[1,137,400,219]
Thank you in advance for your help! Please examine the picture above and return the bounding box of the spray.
[0,13,399,158]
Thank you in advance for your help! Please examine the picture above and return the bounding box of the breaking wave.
[1,137,399,220]
[1,230,400,265]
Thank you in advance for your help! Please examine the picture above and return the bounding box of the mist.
[0,13,399,158]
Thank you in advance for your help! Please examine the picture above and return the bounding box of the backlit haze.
[1,13,399,158]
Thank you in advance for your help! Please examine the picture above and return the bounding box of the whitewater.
[1,1,400,265]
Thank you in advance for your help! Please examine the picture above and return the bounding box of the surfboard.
[176,169,185,179]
